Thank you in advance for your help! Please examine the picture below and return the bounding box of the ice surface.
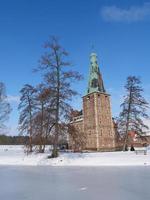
[0,166,150,200]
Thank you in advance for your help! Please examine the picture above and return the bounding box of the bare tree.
[33,83,55,153]
[118,76,149,151]
[18,83,56,153]
[36,36,83,157]
[68,109,86,152]
[68,124,86,152]
[18,84,36,152]
[0,82,11,131]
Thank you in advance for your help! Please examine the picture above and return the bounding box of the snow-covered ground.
[0,145,150,166]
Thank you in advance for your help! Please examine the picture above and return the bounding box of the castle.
[69,52,117,151]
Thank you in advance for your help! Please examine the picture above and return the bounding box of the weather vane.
[91,44,96,53]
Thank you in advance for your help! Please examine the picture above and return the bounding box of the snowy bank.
[0,145,150,166]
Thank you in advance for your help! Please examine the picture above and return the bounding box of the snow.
[0,145,150,166]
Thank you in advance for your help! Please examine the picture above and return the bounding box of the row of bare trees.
[0,37,149,154]
[0,48,149,154]
[1,45,149,154]
[18,37,82,157]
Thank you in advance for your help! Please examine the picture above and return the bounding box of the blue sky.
[0,0,150,135]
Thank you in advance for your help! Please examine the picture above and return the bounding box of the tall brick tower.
[83,52,116,151]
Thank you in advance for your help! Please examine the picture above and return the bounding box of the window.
[91,78,98,88]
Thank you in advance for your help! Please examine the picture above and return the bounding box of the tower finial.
[91,44,94,51]
[91,44,96,53]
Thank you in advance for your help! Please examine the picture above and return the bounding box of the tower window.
[91,78,98,88]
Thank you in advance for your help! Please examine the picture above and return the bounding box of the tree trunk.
[51,51,60,158]
[123,88,132,151]
[28,96,33,152]
[39,102,44,153]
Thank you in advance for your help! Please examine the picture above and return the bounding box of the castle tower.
[83,52,116,151]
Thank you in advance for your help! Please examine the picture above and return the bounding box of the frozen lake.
[0,166,150,200]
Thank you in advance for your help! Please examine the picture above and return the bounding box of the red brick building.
[69,53,118,151]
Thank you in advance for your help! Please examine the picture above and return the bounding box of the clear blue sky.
[0,0,150,135]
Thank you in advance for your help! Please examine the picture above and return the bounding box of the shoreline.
[0,145,150,167]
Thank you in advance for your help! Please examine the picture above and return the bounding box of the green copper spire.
[87,52,105,94]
